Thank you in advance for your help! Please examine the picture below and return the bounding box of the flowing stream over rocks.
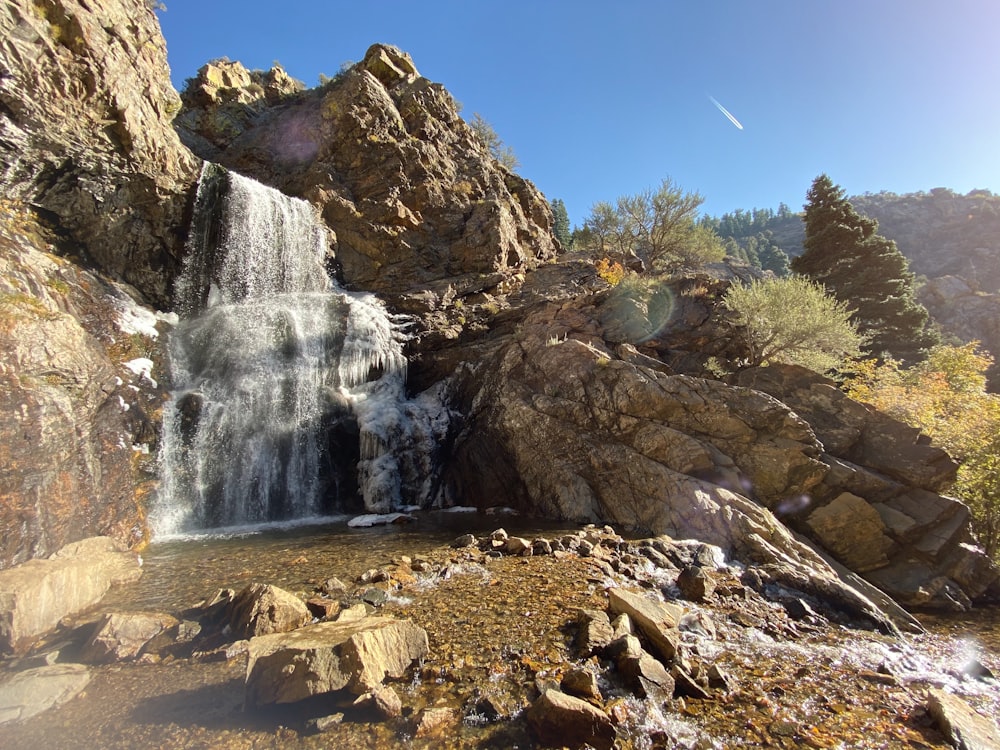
[1,519,997,749]
[155,164,446,535]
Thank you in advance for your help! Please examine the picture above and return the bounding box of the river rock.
[80,611,179,663]
[575,608,614,656]
[609,634,676,699]
[0,537,142,654]
[245,616,429,706]
[527,689,616,750]
[226,583,311,639]
[0,664,91,725]
[607,588,683,663]
[676,565,716,601]
[926,688,1000,750]
[561,667,603,705]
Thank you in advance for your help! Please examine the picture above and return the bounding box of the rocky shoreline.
[1,523,998,749]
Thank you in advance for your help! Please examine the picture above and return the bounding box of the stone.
[607,588,683,663]
[245,616,429,706]
[306,598,341,620]
[926,688,1000,750]
[806,493,894,573]
[610,635,675,699]
[318,577,350,596]
[527,689,616,750]
[505,536,532,556]
[80,612,179,663]
[226,583,311,639]
[0,664,91,725]
[0,537,142,654]
[369,685,403,719]
[414,706,460,738]
[672,665,711,699]
[452,534,477,548]
[561,667,603,704]
[676,565,716,601]
[575,608,614,656]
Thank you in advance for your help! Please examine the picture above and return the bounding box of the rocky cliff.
[0,1,995,620]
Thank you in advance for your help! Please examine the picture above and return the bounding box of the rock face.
[0,664,91,725]
[0,537,142,654]
[0,0,198,306]
[919,276,1000,389]
[0,0,192,564]
[244,616,429,707]
[175,43,558,314]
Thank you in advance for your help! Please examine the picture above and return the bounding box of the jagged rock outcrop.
[0,0,193,564]
[919,275,1000,388]
[0,0,198,307]
[175,43,559,317]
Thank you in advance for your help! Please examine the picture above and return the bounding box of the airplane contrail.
[708,95,744,130]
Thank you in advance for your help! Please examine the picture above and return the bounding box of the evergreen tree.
[550,198,571,248]
[791,174,937,362]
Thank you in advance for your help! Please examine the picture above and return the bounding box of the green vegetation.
[577,178,725,272]
[701,205,795,275]
[549,198,571,247]
[468,113,519,170]
[846,343,1000,560]
[792,174,937,363]
[722,276,863,373]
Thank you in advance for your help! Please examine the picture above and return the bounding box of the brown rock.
[806,493,894,573]
[575,608,614,656]
[414,706,460,738]
[245,616,428,706]
[527,689,616,750]
[226,583,311,639]
[80,612,179,663]
[607,588,683,663]
[561,667,603,704]
[926,687,1000,750]
[0,537,142,654]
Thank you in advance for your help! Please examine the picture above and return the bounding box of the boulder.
[805,493,894,573]
[527,689,616,750]
[676,565,716,602]
[926,688,1000,750]
[607,588,682,663]
[80,612,178,663]
[575,608,614,656]
[608,634,675,699]
[0,537,142,654]
[0,664,91,725]
[244,616,428,706]
[226,583,311,639]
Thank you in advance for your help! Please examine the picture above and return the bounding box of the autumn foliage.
[845,343,1000,558]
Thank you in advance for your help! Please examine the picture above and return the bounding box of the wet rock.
[678,611,717,640]
[360,588,388,607]
[414,706,460,738]
[318,577,350,597]
[532,538,553,555]
[245,616,428,706]
[676,565,716,601]
[561,667,603,705]
[527,689,616,750]
[505,536,532,556]
[672,664,711,699]
[610,635,675,700]
[307,713,345,732]
[782,597,825,623]
[575,608,614,656]
[226,583,311,639]
[0,664,91,725]
[368,685,403,719]
[926,687,1000,750]
[306,598,341,620]
[607,588,683,663]
[0,537,142,654]
[706,663,735,692]
[80,612,179,663]
[452,534,477,548]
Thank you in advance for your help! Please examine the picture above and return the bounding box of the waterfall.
[154,164,441,536]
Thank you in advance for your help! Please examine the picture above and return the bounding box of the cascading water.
[154,164,445,536]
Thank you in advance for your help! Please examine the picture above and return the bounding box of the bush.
[722,276,863,373]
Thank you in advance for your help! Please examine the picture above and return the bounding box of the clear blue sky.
[158,1,1000,229]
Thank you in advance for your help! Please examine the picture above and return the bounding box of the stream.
[1,514,997,749]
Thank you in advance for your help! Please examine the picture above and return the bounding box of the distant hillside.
[711,188,1000,294]
[710,188,1000,389]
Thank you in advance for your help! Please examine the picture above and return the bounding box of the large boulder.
[0,664,91,725]
[226,583,311,639]
[526,689,616,750]
[244,616,429,706]
[80,611,178,663]
[0,537,142,654]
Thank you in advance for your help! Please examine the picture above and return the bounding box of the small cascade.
[154,164,445,536]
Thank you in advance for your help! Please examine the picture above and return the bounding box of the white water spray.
[154,164,445,536]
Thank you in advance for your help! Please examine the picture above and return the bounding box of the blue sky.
[158,1,1000,228]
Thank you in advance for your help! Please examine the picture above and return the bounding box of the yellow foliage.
[595,257,626,286]
[845,343,1000,557]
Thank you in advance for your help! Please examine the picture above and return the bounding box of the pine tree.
[550,198,571,248]
[791,174,937,362]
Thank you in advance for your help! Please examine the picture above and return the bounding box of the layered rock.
[0,0,198,306]
[0,537,142,654]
